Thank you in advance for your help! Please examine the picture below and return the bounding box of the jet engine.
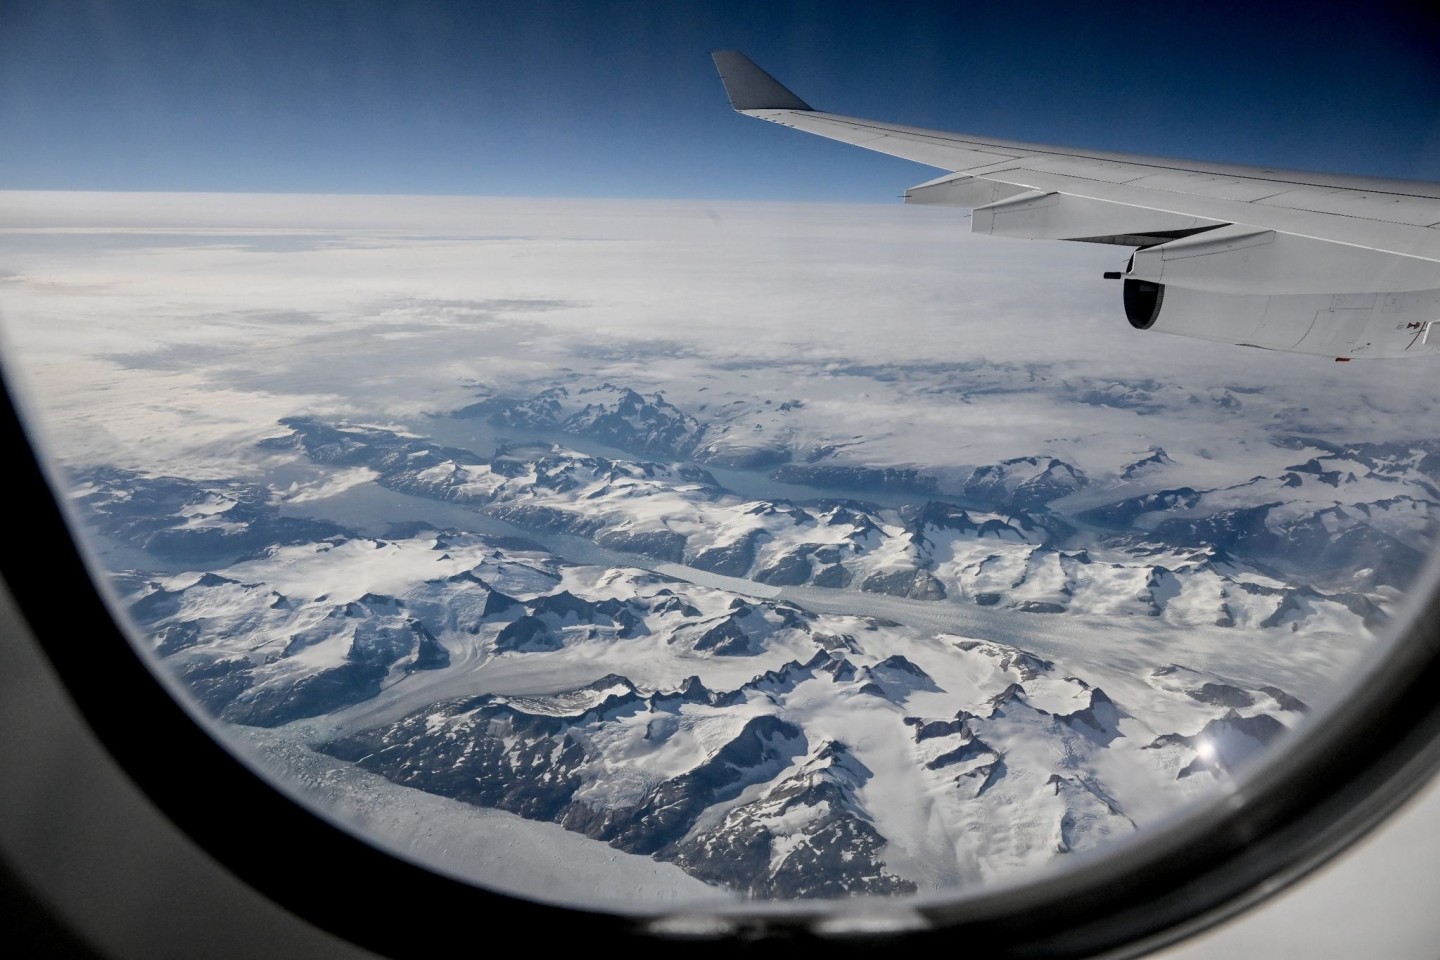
[1118,226,1439,358]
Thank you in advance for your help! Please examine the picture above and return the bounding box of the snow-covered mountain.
[457,384,705,460]
[260,418,1401,634]
[1079,437,1438,591]
[62,378,1436,902]
[83,460,1325,897]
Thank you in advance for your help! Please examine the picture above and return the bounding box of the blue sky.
[2,0,1438,199]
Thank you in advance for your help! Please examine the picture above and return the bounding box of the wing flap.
[904,173,1033,208]
[967,190,1225,242]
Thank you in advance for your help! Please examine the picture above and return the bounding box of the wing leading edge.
[712,50,1440,359]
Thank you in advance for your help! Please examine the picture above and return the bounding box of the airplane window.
[2,3,1438,956]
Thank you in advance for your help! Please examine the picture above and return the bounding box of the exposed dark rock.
[690,616,757,656]
[926,733,997,771]
[172,653,254,713]
[1147,711,1289,778]
[481,588,521,618]
[904,715,970,742]
[750,549,809,586]
[1057,689,1123,745]
[661,742,915,898]
[1154,505,1282,556]
[494,615,561,652]
[649,595,702,618]
[771,464,938,496]
[964,758,1008,797]
[572,715,805,856]
[904,502,979,547]
[860,568,947,601]
[1077,487,1202,529]
[987,682,1028,712]
[221,661,388,727]
[1013,600,1066,614]
[596,528,687,563]
[999,651,1053,681]
[72,466,351,564]
[1121,448,1173,479]
[960,457,1088,509]
[530,590,597,622]
[692,443,791,470]
[1187,683,1254,709]
[861,655,939,697]
[151,620,204,657]
[688,530,762,578]
[408,621,450,671]
[1258,686,1309,712]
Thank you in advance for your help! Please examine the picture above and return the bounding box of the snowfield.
[89,457,1339,903]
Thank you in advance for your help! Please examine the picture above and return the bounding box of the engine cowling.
[1122,281,1440,358]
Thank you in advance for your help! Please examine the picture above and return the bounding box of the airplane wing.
[711,50,1440,359]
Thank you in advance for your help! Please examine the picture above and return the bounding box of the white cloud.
[1,190,1434,485]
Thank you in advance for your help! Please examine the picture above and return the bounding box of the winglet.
[711,51,812,112]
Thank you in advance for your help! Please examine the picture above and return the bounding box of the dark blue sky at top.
[2,0,1438,199]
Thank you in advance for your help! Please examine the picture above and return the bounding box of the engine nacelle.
[1123,281,1440,359]
[1126,224,1440,296]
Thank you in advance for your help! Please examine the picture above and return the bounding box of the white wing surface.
[712,50,1440,359]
